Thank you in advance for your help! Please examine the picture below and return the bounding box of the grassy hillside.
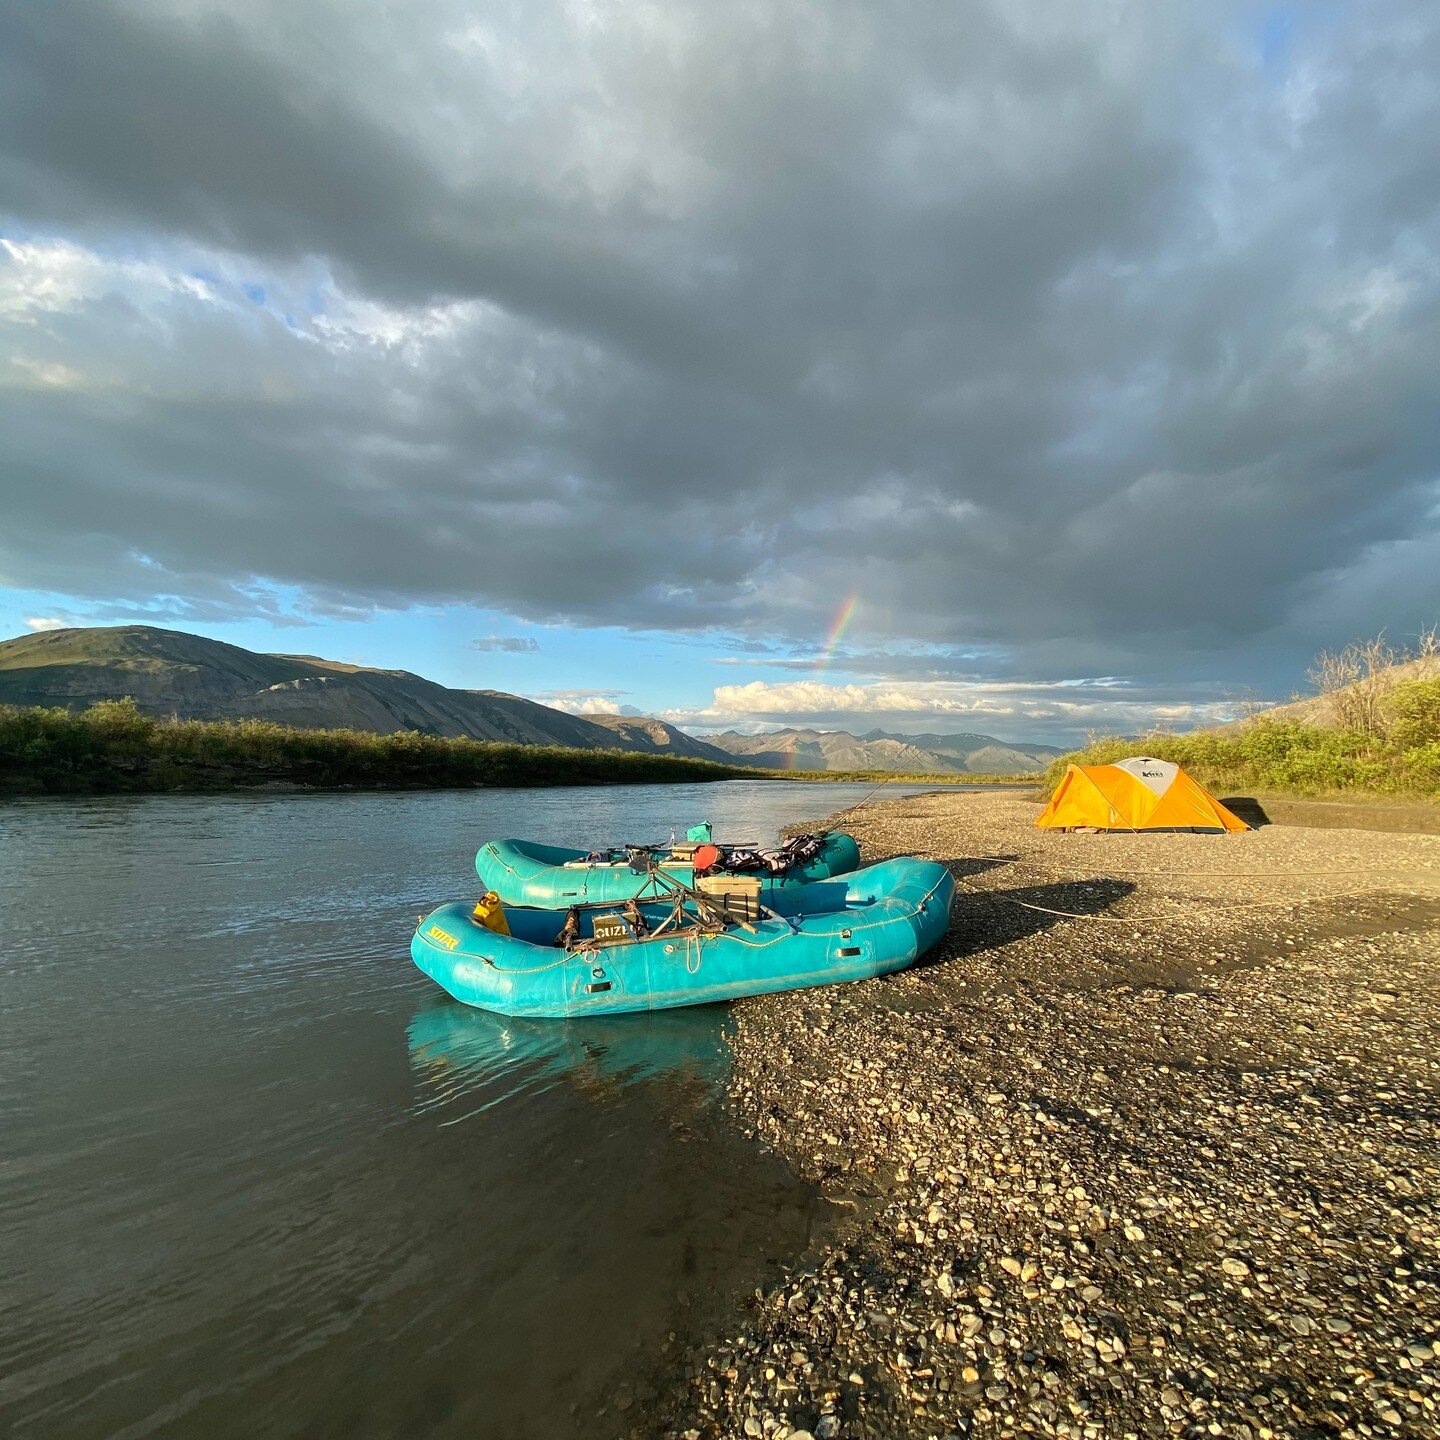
[0,625,685,753]
[1047,675,1440,799]
[0,699,746,795]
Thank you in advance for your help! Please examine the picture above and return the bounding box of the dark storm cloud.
[2,0,1438,693]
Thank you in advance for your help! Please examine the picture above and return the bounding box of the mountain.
[703,726,1064,773]
[0,626,717,755]
[581,713,734,763]
[0,627,1061,770]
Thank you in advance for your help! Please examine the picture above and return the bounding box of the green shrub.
[1045,711,1439,800]
[0,700,749,794]
[1387,679,1440,749]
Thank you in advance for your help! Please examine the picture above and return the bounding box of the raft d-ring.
[591,966,605,979]
[841,928,852,939]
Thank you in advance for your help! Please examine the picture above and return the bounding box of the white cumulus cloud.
[664,678,1245,745]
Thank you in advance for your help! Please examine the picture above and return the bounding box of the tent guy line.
[959,859,1433,880]
[949,875,1411,924]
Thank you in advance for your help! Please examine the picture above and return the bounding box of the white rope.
[961,853,1438,880]
[952,875,1413,924]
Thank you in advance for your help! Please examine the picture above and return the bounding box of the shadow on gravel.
[1221,795,1271,827]
[946,855,1015,880]
[908,861,1138,971]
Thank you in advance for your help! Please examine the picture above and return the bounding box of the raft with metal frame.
[474,831,861,908]
[410,856,954,1017]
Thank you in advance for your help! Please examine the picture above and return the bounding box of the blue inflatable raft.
[475,831,861,908]
[411,856,955,1017]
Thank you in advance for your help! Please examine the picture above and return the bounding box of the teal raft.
[411,857,955,1017]
[475,831,860,908]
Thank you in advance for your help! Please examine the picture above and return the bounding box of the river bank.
[0,700,746,793]
[642,790,1440,1440]
[0,699,1044,795]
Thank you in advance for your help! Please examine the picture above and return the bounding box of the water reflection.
[1,782,919,1440]
[407,1000,731,1123]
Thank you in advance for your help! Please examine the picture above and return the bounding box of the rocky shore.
[645,791,1440,1440]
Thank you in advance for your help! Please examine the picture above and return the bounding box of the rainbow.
[814,590,860,676]
[772,592,863,770]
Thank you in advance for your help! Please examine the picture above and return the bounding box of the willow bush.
[1045,677,1440,799]
[0,699,746,794]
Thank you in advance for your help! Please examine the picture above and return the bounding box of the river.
[0,780,970,1439]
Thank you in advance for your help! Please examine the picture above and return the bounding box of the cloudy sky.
[2,1,1437,744]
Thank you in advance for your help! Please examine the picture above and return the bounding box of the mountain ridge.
[701,725,1063,774]
[581,712,735,762]
[0,626,737,760]
[1,626,1063,769]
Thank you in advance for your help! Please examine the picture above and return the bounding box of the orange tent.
[1036,757,1248,833]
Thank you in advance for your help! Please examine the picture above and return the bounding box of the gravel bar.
[641,791,1440,1440]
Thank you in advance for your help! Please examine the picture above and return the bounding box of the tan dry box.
[591,912,638,943]
[695,875,763,923]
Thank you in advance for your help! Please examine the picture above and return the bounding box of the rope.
[483,950,573,974]
[478,843,522,879]
[418,946,570,975]
[832,783,890,818]
[722,872,954,949]
[414,918,574,974]
[952,875,1412,923]
[961,854,1437,880]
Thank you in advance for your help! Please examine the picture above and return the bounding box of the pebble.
[634,795,1440,1440]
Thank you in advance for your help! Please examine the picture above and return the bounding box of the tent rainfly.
[1035,757,1249,833]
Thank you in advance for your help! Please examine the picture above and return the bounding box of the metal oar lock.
[555,849,758,959]
[632,852,759,936]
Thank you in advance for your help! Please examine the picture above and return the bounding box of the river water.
[0,780,962,1440]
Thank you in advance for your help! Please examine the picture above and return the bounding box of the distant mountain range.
[702,727,1064,774]
[0,626,1062,772]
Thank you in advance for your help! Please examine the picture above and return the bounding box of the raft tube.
[475,831,860,908]
[411,856,954,1018]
